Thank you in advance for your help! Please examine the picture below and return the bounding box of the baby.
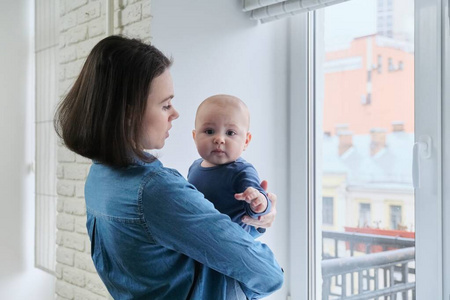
[188,94,271,237]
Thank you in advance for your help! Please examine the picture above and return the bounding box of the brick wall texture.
[56,0,152,299]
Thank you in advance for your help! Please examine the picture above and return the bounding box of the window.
[387,15,393,27]
[322,197,334,225]
[316,0,415,298]
[388,57,394,71]
[390,205,402,230]
[289,0,444,298]
[377,54,383,73]
[358,203,371,227]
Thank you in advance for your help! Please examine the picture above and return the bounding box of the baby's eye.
[163,105,172,111]
[226,130,236,136]
[205,129,214,135]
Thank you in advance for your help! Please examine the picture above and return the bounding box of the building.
[321,33,415,238]
[323,34,414,136]
[322,128,414,233]
[377,0,414,42]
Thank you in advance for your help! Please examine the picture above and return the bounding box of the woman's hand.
[241,180,277,229]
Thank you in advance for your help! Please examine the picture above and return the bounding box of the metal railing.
[321,231,415,299]
[322,230,415,258]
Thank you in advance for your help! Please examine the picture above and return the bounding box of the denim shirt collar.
[130,151,156,166]
[92,151,157,167]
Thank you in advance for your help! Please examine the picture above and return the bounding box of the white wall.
[0,0,55,299]
[151,1,290,299]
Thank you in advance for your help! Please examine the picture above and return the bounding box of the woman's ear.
[243,132,252,150]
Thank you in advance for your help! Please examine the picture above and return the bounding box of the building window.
[388,57,394,71]
[390,205,402,229]
[387,15,393,27]
[387,0,393,10]
[323,197,334,225]
[359,203,371,227]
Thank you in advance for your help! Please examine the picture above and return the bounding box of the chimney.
[392,121,404,132]
[338,131,353,156]
[370,128,387,156]
[335,123,349,135]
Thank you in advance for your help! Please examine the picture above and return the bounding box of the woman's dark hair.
[54,35,172,167]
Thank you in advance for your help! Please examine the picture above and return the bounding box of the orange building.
[323,34,414,135]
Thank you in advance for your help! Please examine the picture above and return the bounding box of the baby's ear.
[243,132,252,150]
[192,130,196,140]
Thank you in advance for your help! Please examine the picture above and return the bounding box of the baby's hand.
[242,180,277,228]
[234,187,268,214]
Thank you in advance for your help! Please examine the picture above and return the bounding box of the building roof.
[322,131,414,191]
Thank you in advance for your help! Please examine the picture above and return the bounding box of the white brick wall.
[56,0,152,298]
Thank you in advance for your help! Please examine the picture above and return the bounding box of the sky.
[324,0,377,48]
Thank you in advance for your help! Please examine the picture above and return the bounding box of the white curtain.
[243,0,350,23]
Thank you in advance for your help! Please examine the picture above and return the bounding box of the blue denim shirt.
[85,158,283,299]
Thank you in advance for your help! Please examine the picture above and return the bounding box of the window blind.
[243,0,350,23]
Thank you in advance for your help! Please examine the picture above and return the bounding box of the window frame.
[414,0,444,298]
[442,0,450,298]
[288,0,446,298]
[287,12,311,300]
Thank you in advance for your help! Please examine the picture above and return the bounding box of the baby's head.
[193,94,252,167]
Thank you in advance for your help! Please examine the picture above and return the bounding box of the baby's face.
[193,100,251,167]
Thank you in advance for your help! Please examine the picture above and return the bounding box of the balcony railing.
[321,230,415,299]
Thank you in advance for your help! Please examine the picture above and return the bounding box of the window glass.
[317,0,415,298]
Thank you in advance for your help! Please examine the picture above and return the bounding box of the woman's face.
[140,69,179,150]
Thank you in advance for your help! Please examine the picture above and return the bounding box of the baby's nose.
[213,135,225,144]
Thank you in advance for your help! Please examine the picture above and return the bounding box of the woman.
[54,35,283,300]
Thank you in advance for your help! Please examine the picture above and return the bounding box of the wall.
[54,1,290,299]
[151,1,290,299]
[0,0,56,299]
[55,0,151,299]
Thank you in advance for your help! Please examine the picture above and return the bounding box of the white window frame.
[414,0,444,298]
[443,0,450,298]
[288,0,446,298]
[288,12,310,300]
